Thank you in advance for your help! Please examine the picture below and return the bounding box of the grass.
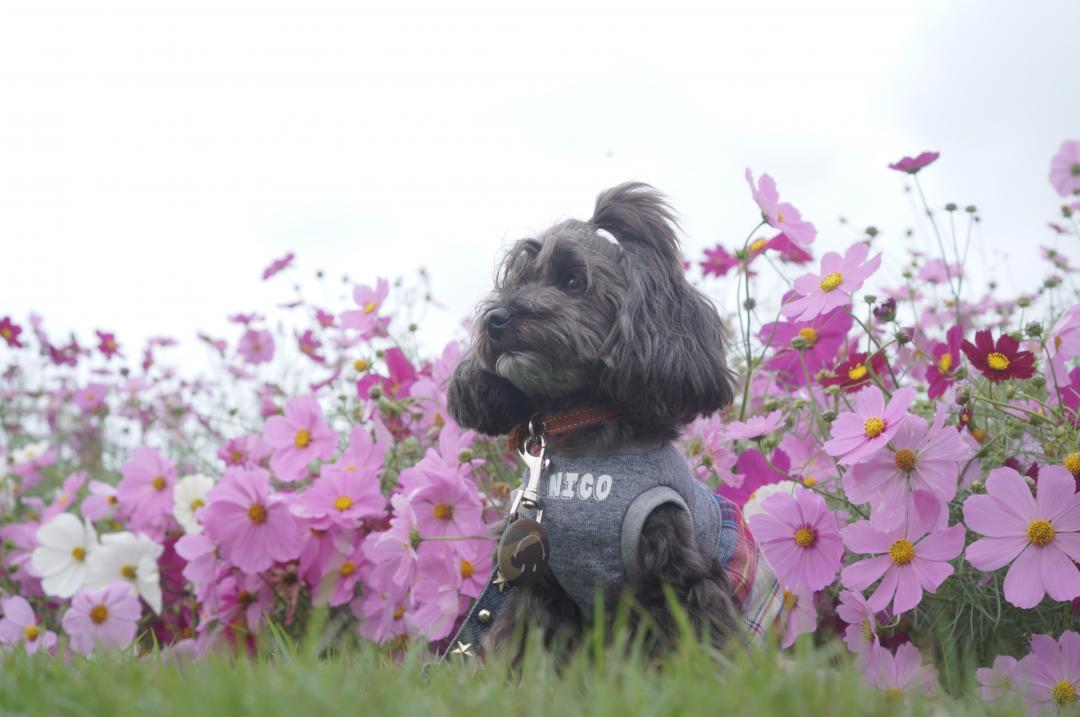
[0,618,1027,717]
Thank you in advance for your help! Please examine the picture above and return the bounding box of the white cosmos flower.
[30,513,98,598]
[172,474,215,534]
[86,531,164,613]
[12,441,49,465]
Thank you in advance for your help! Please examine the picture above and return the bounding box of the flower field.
[3,141,1080,713]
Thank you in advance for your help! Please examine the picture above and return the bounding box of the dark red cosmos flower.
[820,351,891,393]
[960,329,1035,383]
[96,330,122,359]
[888,151,940,175]
[0,316,23,348]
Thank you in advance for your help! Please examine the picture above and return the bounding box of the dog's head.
[449,182,734,436]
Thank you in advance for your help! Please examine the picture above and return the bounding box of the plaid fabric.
[714,493,784,642]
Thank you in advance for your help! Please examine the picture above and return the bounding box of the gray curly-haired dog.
[448,183,769,660]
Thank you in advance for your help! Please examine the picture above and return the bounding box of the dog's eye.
[560,274,585,293]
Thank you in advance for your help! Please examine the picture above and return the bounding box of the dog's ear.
[447,350,532,436]
[592,183,735,428]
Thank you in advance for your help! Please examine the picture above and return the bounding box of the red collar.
[507,406,618,453]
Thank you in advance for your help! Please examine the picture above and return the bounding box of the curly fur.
[448,182,739,659]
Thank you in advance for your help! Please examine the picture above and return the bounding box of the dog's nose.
[485,307,512,339]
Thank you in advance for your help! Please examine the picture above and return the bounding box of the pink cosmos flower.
[293,469,385,529]
[926,325,964,399]
[760,306,852,389]
[824,386,915,466]
[73,382,108,413]
[42,471,88,522]
[362,493,420,590]
[215,572,274,631]
[841,512,965,614]
[262,395,338,482]
[917,258,960,285]
[80,480,120,521]
[407,546,469,641]
[747,486,843,592]
[888,151,940,174]
[201,467,303,574]
[322,540,367,607]
[756,233,813,264]
[726,410,784,441]
[322,426,386,483]
[0,316,24,348]
[237,328,275,364]
[116,446,177,522]
[1050,140,1080,197]
[720,448,790,507]
[836,589,879,665]
[352,581,410,644]
[700,244,739,278]
[745,169,817,247]
[95,330,122,359]
[261,251,295,280]
[1046,304,1080,382]
[61,581,142,656]
[0,596,57,655]
[779,586,817,649]
[963,466,1080,609]
[217,433,272,469]
[408,470,486,540]
[863,642,939,698]
[843,407,967,532]
[781,242,882,322]
[357,347,418,400]
[296,329,325,364]
[975,655,1019,703]
[341,278,390,334]
[1014,631,1080,713]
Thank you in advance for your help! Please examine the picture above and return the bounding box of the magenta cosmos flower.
[888,151,940,175]
[725,410,785,441]
[341,278,390,334]
[744,169,817,247]
[201,466,303,574]
[61,581,142,656]
[237,328,275,364]
[824,386,915,466]
[1050,140,1080,197]
[0,316,24,348]
[926,325,964,399]
[746,487,843,592]
[262,395,338,482]
[781,242,882,322]
[841,515,964,614]
[963,466,1080,609]
[760,306,852,390]
[843,408,967,532]
[1015,631,1080,712]
[116,446,176,520]
[700,244,739,278]
[0,596,57,655]
[261,251,295,280]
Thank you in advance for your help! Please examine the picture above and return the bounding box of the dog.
[447,183,781,660]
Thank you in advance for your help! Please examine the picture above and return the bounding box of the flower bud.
[956,390,971,405]
[1064,204,1074,218]
[873,298,897,322]
[863,294,878,305]
[965,205,977,213]
[743,298,756,310]
[893,329,911,345]
[1017,296,1031,308]
[865,226,878,237]
[820,410,838,423]
[945,202,958,212]
[790,336,809,350]
[1025,322,1043,338]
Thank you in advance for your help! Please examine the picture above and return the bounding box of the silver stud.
[477,609,492,624]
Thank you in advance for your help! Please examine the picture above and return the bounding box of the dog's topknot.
[591,182,682,269]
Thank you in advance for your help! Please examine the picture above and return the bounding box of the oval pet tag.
[497,517,550,587]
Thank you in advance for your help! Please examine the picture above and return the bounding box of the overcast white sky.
[2,0,1077,369]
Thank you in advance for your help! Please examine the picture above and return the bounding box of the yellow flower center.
[433,503,454,521]
[848,363,868,381]
[24,625,39,642]
[970,427,987,443]
[802,476,817,487]
[294,429,312,448]
[363,301,378,314]
[776,211,785,223]
[89,605,109,625]
[340,560,357,577]
[460,560,474,579]
[107,495,118,506]
[986,352,1010,371]
[937,352,952,373]
[85,392,95,402]
[393,606,405,620]
[190,498,205,512]
[248,503,268,525]
[894,448,917,472]
[750,238,768,253]
[151,476,167,491]
[71,547,86,561]
[889,539,915,565]
[864,417,886,439]
[798,328,819,346]
[859,619,873,642]
[230,450,244,463]
[0,328,10,340]
[1027,519,1055,546]
[333,496,354,511]
[120,564,137,579]
[819,272,844,292]
[1064,453,1080,477]
[237,590,255,608]
[782,590,798,610]
[1052,679,1076,707]
[794,527,816,548]
[883,687,903,701]
[353,358,370,372]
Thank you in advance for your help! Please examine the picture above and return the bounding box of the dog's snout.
[485,307,513,339]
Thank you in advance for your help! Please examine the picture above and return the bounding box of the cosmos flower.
[961,329,1035,383]
[700,244,739,278]
[80,480,119,522]
[781,242,882,322]
[726,410,785,441]
[237,328,275,365]
[73,383,108,413]
[836,589,879,667]
[862,642,939,699]
[262,395,338,482]
[823,386,915,466]
[85,531,164,613]
[296,329,325,364]
[116,446,177,524]
[1016,631,1080,713]
[292,469,385,530]
[747,486,844,592]
[760,307,852,390]
[30,513,98,598]
[0,596,57,655]
[95,330,122,359]
[963,466,1080,609]
[341,278,390,335]
[0,317,23,348]
[744,169,817,247]
[926,326,964,399]
[975,655,1019,704]
[779,586,817,649]
[820,351,891,393]
[261,251,295,280]
[1049,140,1080,197]
[62,581,142,656]
[888,151,940,175]
[172,474,216,535]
